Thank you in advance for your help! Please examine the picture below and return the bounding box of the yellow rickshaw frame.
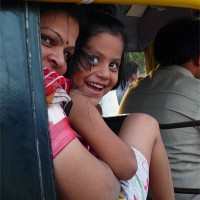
[27,0,200,10]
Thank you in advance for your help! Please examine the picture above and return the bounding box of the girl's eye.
[109,63,120,71]
[89,56,99,65]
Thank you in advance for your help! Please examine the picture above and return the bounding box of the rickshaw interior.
[1,0,199,199]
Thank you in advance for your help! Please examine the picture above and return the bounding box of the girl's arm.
[69,90,137,180]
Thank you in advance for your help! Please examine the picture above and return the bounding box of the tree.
[129,52,146,77]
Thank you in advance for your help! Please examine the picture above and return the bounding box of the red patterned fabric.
[43,67,76,158]
[43,67,71,95]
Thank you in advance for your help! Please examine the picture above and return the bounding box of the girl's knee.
[119,113,161,165]
[124,113,160,139]
[127,113,159,128]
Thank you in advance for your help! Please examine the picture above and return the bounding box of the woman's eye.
[64,51,71,61]
[89,56,99,65]
[41,35,51,45]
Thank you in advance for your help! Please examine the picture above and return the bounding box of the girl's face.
[71,32,124,106]
[40,10,79,75]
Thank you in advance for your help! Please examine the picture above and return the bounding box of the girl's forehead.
[88,32,123,45]
[86,32,124,60]
[88,32,124,49]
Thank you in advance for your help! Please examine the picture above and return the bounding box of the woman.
[40,4,122,199]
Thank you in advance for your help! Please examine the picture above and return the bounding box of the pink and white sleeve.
[48,103,76,158]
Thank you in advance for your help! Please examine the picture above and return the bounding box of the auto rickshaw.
[1,0,199,199]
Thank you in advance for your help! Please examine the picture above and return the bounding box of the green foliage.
[129,52,146,77]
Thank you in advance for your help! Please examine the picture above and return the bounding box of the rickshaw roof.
[26,0,200,9]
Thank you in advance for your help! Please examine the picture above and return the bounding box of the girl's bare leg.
[118,113,175,200]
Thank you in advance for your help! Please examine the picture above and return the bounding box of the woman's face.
[71,32,123,105]
[40,10,79,75]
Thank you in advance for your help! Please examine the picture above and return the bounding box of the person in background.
[40,4,121,199]
[66,10,174,200]
[117,60,139,104]
[99,90,119,116]
[119,17,200,200]
[99,59,139,117]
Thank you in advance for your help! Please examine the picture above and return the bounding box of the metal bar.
[104,115,200,133]
[160,120,200,129]
[174,188,200,194]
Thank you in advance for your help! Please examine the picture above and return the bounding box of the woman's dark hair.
[40,2,80,22]
[66,10,130,90]
[154,17,200,66]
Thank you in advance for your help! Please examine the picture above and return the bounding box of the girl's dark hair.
[154,17,200,66]
[66,10,130,90]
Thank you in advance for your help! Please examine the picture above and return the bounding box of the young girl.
[66,11,175,200]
